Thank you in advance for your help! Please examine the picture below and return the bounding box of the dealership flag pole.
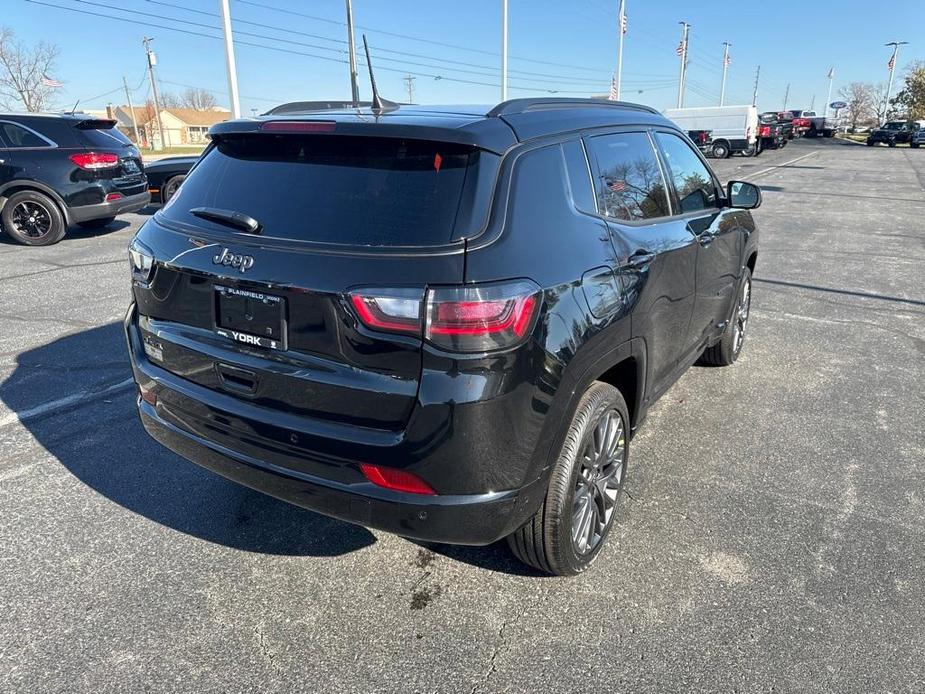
[883,41,907,120]
[615,0,626,100]
[824,67,834,119]
[676,22,689,108]
[218,0,241,118]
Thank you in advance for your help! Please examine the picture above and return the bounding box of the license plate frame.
[213,285,287,351]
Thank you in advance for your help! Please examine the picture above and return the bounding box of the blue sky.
[9,0,923,116]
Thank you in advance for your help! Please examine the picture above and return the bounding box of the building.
[108,105,230,149]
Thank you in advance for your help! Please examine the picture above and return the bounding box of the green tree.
[891,61,925,119]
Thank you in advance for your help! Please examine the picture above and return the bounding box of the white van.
[663,105,759,158]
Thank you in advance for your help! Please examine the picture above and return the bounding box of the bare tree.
[180,87,217,110]
[0,27,61,112]
[158,91,182,109]
[871,82,893,123]
[838,82,875,131]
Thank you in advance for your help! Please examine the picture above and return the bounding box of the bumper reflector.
[360,464,436,495]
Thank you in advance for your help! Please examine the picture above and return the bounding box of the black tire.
[807,126,818,138]
[77,216,115,230]
[0,190,66,246]
[699,268,752,367]
[162,174,185,204]
[911,142,920,149]
[888,140,896,147]
[711,141,730,159]
[866,140,875,146]
[507,381,629,576]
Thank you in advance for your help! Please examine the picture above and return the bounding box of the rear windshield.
[76,123,134,148]
[160,134,484,246]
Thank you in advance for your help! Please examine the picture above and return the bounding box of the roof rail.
[487,97,659,118]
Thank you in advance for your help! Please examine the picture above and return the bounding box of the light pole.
[219,0,241,118]
[720,42,731,106]
[676,22,689,108]
[883,41,908,120]
[501,0,508,101]
[823,67,834,118]
[345,0,360,106]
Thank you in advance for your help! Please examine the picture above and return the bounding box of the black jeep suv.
[0,113,149,245]
[126,99,760,575]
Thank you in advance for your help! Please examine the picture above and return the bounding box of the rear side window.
[654,132,718,213]
[76,123,133,148]
[161,134,484,246]
[0,122,51,148]
[584,132,670,221]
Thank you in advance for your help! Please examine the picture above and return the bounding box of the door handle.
[625,250,655,269]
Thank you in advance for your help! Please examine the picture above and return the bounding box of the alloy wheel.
[732,275,751,356]
[11,201,53,239]
[571,409,626,555]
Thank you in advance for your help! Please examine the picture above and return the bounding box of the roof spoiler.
[75,118,118,130]
[488,98,659,118]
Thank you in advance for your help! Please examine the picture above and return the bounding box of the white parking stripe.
[0,377,134,429]
[748,150,820,178]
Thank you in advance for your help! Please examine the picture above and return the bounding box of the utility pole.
[676,21,689,108]
[219,0,241,118]
[720,41,731,106]
[122,75,141,147]
[615,0,626,100]
[142,37,166,151]
[810,94,815,111]
[783,83,790,111]
[403,74,416,104]
[751,64,760,107]
[501,0,509,101]
[345,0,360,106]
[823,67,834,118]
[883,41,908,120]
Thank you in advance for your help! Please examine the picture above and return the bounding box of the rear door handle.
[625,250,656,269]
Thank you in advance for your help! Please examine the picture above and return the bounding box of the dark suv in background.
[126,98,761,575]
[0,113,149,245]
[866,121,920,147]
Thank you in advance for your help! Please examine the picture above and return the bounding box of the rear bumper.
[70,191,150,222]
[137,400,525,545]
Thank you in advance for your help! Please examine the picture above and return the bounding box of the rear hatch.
[73,119,146,195]
[133,127,498,432]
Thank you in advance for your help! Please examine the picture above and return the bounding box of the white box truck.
[663,105,759,158]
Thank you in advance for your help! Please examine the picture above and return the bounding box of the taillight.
[348,280,541,353]
[360,463,436,495]
[105,192,123,202]
[69,152,119,170]
[260,120,336,133]
[759,126,770,137]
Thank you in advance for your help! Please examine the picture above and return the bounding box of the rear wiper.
[189,207,261,234]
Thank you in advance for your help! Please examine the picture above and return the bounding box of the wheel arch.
[746,250,758,275]
[0,181,72,226]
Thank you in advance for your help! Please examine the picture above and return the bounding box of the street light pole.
[883,41,908,120]
[345,0,360,106]
[720,41,730,106]
[615,0,626,100]
[218,0,241,118]
[501,0,508,101]
[676,22,689,108]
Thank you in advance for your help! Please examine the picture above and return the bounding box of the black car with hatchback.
[0,113,149,245]
[126,98,761,575]
[144,155,197,204]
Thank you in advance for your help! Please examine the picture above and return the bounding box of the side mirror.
[727,180,761,209]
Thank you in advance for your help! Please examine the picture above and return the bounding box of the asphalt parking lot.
[1,137,923,692]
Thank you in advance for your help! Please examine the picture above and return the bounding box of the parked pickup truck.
[783,110,835,138]
[760,111,795,140]
[687,129,713,154]
[757,114,788,151]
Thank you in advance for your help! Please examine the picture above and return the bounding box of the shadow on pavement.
[0,321,376,557]
[754,278,925,307]
[0,219,133,246]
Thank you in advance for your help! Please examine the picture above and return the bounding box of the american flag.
[676,41,685,57]
[725,53,731,67]
[41,74,63,88]
[827,66,834,79]
[608,180,627,193]
[887,54,895,70]
[609,74,618,101]
[620,11,627,35]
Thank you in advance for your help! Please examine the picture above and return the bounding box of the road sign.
[830,101,847,109]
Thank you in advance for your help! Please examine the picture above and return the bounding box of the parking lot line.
[749,150,819,178]
[0,377,134,430]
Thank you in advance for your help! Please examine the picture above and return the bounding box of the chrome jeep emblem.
[212,247,254,273]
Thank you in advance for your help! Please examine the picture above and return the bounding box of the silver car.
[912,127,925,149]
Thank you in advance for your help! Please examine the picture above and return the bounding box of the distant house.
[108,105,230,149]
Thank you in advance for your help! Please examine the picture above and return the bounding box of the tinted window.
[561,140,596,213]
[655,132,718,213]
[161,135,483,246]
[76,123,133,148]
[585,132,670,221]
[0,122,50,148]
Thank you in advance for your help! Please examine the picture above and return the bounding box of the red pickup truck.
[782,110,836,138]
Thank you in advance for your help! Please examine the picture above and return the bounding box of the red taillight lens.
[360,463,436,495]
[105,192,123,202]
[425,280,540,352]
[260,120,336,133]
[349,280,541,353]
[759,126,770,137]
[70,152,119,170]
